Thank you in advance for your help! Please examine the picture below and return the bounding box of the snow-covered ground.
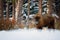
[0,29,60,40]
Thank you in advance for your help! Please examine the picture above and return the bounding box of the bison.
[34,13,55,29]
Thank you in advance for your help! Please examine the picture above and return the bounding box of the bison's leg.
[48,19,55,29]
[36,27,42,29]
[36,24,43,29]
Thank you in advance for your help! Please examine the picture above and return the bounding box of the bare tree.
[15,0,24,28]
[47,0,53,16]
[0,0,4,30]
[5,1,11,30]
[27,0,30,28]
[6,2,9,20]
[38,0,42,15]
[11,0,16,27]
[0,0,4,21]
[12,0,15,19]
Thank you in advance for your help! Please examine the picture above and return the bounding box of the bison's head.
[34,15,41,25]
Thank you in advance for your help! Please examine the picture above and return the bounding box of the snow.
[52,13,59,18]
[0,29,60,40]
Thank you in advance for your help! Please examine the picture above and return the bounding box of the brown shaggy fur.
[34,14,55,29]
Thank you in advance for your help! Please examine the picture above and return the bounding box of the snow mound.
[0,29,60,40]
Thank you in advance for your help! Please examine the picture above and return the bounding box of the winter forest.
[0,0,60,30]
[0,0,60,40]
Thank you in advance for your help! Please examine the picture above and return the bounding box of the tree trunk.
[0,0,4,20]
[0,0,4,30]
[11,0,16,25]
[5,2,10,30]
[27,0,30,28]
[38,0,42,15]
[12,0,15,19]
[15,0,23,23]
[47,0,53,16]
[6,2,9,20]
[15,0,23,28]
